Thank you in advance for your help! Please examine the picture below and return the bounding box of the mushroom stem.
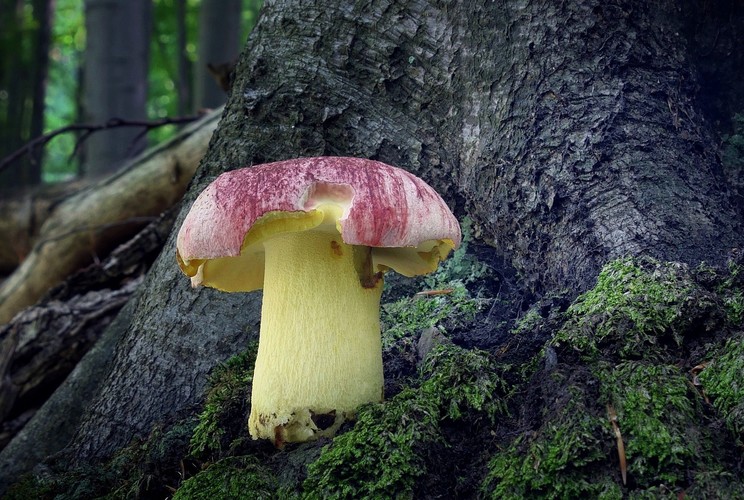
[248,229,384,444]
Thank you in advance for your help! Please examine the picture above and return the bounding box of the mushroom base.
[248,229,384,445]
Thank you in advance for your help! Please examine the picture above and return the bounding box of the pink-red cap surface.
[177,157,460,263]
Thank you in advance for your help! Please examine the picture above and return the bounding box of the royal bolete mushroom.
[176,156,460,445]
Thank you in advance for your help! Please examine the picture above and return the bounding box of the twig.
[607,403,627,485]
[0,115,204,175]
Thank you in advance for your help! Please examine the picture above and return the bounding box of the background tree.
[193,0,242,109]
[82,0,151,178]
[0,0,743,497]
[0,0,53,190]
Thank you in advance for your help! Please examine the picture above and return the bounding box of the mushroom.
[176,156,460,445]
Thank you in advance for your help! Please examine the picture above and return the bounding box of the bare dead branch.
[0,114,206,176]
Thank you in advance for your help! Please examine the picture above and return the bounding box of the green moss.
[511,308,543,336]
[598,362,700,485]
[722,112,744,172]
[4,475,55,500]
[303,344,507,499]
[381,218,490,351]
[684,470,744,498]
[190,343,258,457]
[173,456,277,500]
[698,336,744,442]
[427,217,489,287]
[720,260,744,326]
[554,257,703,359]
[484,256,739,498]
[381,281,483,350]
[482,384,621,499]
[724,290,744,326]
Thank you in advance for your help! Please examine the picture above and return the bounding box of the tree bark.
[0,207,176,450]
[458,2,743,293]
[0,208,177,494]
[2,0,743,491]
[0,108,220,325]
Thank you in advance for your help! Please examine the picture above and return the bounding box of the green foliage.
[44,0,85,182]
[303,344,508,499]
[722,113,744,172]
[484,257,741,498]
[724,290,744,326]
[190,344,258,457]
[303,389,439,499]
[482,385,621,500]
[41,0,265,181]
[173,456,277,500]
[698,336,744,442]
[511,308,543,336]
[554,257,700,359]
[684,470,744,498]
[419,344,507,422]
[598,362,700,484]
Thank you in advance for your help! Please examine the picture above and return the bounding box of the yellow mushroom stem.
[248,228,384,444]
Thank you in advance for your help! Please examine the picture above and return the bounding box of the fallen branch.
[0,107,222,324]
[0,114,207,176]
[0,207,177,450]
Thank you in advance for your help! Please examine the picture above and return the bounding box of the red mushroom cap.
[176,156,461,291]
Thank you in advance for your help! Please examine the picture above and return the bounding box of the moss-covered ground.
[7,235,744,498]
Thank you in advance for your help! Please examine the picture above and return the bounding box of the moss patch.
[598,361,701,485]
[190,344,258,457]
[173,456,277,500]
[303,344,508,499]
[554,257,716,359]
[5,420,196,499]
[482,377,621,499]
[698,335,744,443]
[483,256,743,498]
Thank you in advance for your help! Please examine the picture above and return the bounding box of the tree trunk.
[193,0,242,110]
[0,0,52,189]
[2,0,743,494]
[82,0,151,178]
[27,0,53,184]
[458,2,744,293]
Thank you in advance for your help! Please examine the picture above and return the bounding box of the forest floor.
[4,221,744,499]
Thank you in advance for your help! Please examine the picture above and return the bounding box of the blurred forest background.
[0,0,262,188]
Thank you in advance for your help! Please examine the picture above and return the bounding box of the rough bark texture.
[0,208,178,488]
[0,108,220,324]
[457,2,743,293]
[2,0,743,493]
